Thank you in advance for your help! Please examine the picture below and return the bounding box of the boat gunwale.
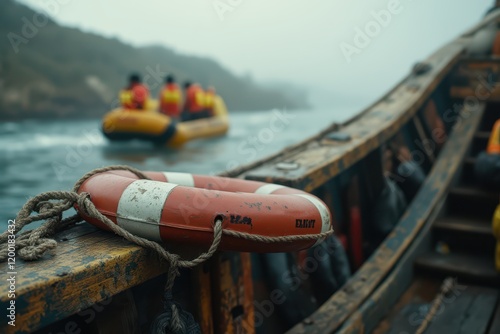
[241,40,465,192]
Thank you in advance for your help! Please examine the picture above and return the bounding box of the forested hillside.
[0,0,308,120]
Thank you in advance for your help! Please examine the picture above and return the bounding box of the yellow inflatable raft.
[101,95,229,147]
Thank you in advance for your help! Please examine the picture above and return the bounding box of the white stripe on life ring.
[117,180,177,242]
[254,183,286,194]
[295,194,331,246]
[162,172,195,187]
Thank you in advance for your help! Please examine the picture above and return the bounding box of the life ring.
[76,170,331,252]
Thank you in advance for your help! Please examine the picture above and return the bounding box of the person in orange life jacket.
[204,86,216,117]
[181,82,210,121]
[120,73,150,110]
[159,75,182,118]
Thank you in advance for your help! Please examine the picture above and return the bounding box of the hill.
[0,0,309,120]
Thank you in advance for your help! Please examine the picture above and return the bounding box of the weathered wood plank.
[461,9,500,37]
[447,185,499,219]
[337,194,442,334]
[488,298,500,334]
[451,86,500,101]
[211,252,254,334]
[425,286,498,334]
[434,216,493,235]
[458,57,500,67]
[192,264,214,334]
[244,40,466,192]
[287,104,484,333]
[385,303,428,334]
[0,234,168,333]
[370,277,441,334]
[414,253,500,286]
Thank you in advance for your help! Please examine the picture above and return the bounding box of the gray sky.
[17,0,494,108]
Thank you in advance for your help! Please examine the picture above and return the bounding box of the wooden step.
[461,156,477,183]
[447,186,498,219]
[434,216,492,235]
[415,253,500,286]
[475,131,491,140]
[433,215,495,255]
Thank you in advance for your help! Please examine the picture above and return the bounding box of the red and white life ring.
[76,170,331,252]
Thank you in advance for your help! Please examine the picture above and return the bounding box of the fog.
[18,0,493,109]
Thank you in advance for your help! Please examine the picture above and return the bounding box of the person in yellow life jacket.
[493,203,500,271]
[474,119,500,189]
[181,82,210,121]
[159,75,182,118]
[120,74,150,110]
[204,86,216,117]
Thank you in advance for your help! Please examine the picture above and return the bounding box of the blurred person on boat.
[159,74,182,119]
[365,146,408,256]
[119,73,150,110]
[204,86,216,117]
[181,82,210,121]
[389,145,426,203]
[475,119,500,189]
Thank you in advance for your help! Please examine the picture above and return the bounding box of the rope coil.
[0,165,333,333]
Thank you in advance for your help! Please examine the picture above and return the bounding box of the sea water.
[0,107,359,227]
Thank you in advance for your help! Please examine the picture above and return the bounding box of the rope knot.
[76,192,92,216]
[150,298,201,334]
[35,201,54,213]
[18,238,57,261]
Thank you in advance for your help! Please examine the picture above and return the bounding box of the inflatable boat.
[101,95,229,147]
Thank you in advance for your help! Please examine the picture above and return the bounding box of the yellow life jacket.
[493,204,500,271]
[119,89,134,107]
[162,84,181,104]
[487,119,500,154]
[204,92,215,109]
[195,90,206,108]
[163,89,181,103]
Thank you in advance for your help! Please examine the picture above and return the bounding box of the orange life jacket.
[487,119,500,154]
[120,83,150,110]
[184,85,205,113]
[159,83,182,117]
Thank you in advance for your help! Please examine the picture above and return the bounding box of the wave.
[0,132,106,152]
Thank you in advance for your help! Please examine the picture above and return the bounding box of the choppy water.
[0,107,358,227]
